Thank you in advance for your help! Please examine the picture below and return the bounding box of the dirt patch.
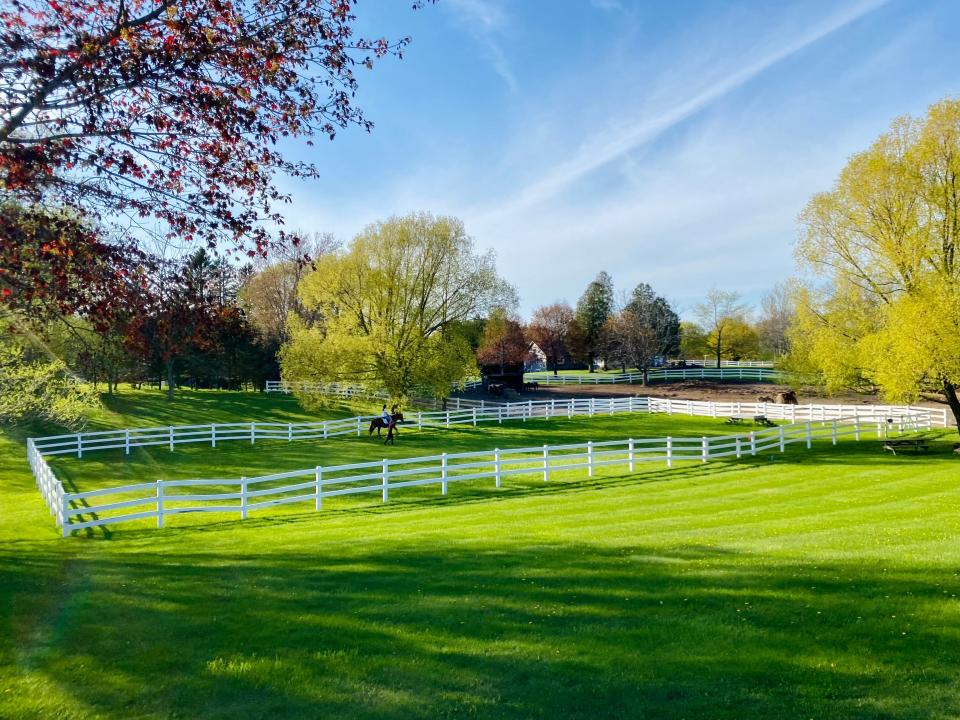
[456,380,954,422]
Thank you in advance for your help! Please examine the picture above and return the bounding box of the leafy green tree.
[792,98,960,429]
[693,289,750,368]
[623,283,680,381]
[679,321,708,361]
[574,271,614,371]
[0,320,98,428]
[280,213,510,403]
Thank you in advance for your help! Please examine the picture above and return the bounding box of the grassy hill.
[3,388,960,719]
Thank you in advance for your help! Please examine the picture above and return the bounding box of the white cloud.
[473,0,888,227]
[444,0,518,92]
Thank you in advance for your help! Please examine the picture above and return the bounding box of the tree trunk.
[642,367,648,386]
[944,379,960,436]
[165,358,175,401]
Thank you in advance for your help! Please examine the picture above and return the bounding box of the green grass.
[3,387,960,719]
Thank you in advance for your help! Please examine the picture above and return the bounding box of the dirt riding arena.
[457,380,955,423]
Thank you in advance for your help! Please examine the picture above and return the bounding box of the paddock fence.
[263,379,484,403]
[27,397,946,537]
[525,367,781,384]
[668,360,776,368]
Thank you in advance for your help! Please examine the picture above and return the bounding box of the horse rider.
[381,404,390,426]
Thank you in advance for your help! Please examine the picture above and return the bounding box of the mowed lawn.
[2,388,960,719]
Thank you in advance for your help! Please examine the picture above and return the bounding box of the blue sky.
[277,0,960,319]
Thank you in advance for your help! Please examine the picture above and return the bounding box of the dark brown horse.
[368,412,404,437]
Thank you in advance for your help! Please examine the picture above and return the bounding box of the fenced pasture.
[7,387,960,720]
[28,397,944,536]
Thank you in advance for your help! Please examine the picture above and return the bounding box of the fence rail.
[668,359,776,368]
[526,367,780,384]
[31,397,946,461]
[26,396,946,537]
[264,378,484,399]
[49,410,934,535]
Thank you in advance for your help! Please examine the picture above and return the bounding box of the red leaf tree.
[476,308,529,375]
[1,0,423,317]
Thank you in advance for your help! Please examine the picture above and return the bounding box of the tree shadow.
[3,543,959,719]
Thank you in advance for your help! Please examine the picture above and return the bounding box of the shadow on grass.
[3,543,959,719]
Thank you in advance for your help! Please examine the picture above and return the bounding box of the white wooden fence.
[526,367,780,384]
[669,360,776,368]
[264,378,484,400]
[28,397,945,537]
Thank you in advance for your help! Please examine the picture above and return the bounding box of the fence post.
[446,411,450,428]
[543,445,549,482]
[750,432,756,456]
[472,408,477,427]
[323,422,328,440]
[551,399,556,417]
[382,459,389,502]
[735,436,741,459]
[240,477,248,519]
[357,417,362,437]
[779,426,785,452]
[666,437,673,468]
[169,426,174,452]
[806,421,812,449]
[710,402,716,419]
[315,467,322,510]
[628,438,635,472]
[854,417,861,441]
[587,441,593,477]
[701,437,708,463]
[250,422,255,445]
[529,400,533,419]
[125,429,131,455]
[288,423,293,442]
[211,424,216,448]
[590,398,595,417]
[567,401,573,419]
[442,453,449,494]
[57,489,67,536]
[418,412,423,430]
[498,407,503,424]
[831,421,837,445]
[76,433,82,459]
[156,481,165,528]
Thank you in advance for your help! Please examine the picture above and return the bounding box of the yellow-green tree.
[280,213,510,404]
[792,98,960,430]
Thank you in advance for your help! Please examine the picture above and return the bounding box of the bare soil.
[456,380,955,422]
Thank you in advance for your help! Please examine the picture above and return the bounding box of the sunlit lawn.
[2,387,959,719]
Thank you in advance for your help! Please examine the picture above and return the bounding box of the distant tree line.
[470,274,793,384]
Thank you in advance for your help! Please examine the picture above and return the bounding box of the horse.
[368,412,404,437]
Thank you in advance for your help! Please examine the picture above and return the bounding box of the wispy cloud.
[476,0,887,224]
[445,0,518,93]
[590,0,623,11]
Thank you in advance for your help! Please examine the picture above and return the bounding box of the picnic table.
[882,438,930,455]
